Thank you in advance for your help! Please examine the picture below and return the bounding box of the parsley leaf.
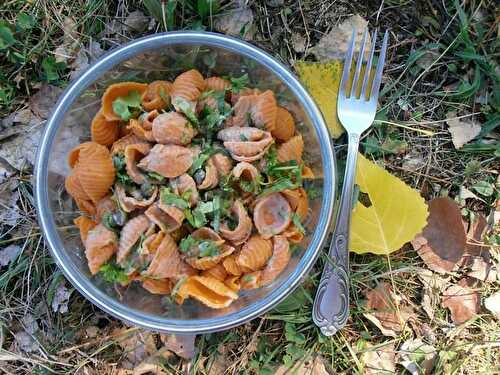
[184,206,207,228]
[160,187,190,209]
[113,153,134,186]
[198,240,220,257]
[112,90,142,121]
[229,74,249,93]
[174,97,199,126]
[99,263,129,284]
[179,235,198,253]
[292,213,306,234]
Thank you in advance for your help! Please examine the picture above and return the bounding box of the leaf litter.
[51,282,73,314]
[411,197,466,273]
[446,111,481,149]
[214,1,255,40]
[360,342,396,374]
[441,278,480,325]
[398,338,437,375]
[275,355,329,375]
[484,291,500,319]
[363,282,415,337]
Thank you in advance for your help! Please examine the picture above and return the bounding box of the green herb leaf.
[0,22,16,50]
[230,74,249,93]
[174,97,199,126]
[17,13,35,30]
[292,213,306,234]
[148,171,165,182]
[212,195,221,231]
[198,240,220,257]
[112,90,142,121]
[179,235,198,253]
[99,263,129,284]
[161,187,190,209]
[113,153,134,186]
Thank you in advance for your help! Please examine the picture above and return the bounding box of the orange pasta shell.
[260,235,291,285]
[224,275,241,292]
[237,235,273,271]
[277,134,304,163]
[186,245,235,271]
[241,271,262,290]
[176,276,238,309]
[205,76,230,92]
[271,107,295,142]
[171,69,206,102]
[142,278,173,295]
[201,264,228,282]
[101,82,148,121]
[90,110,120,147]
[141,80,172,111]
[74,216,97,243]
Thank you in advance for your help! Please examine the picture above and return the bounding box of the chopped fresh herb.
[239,134,249,141]
[184,206,207,228]
[113,153,134,186]
[198,240,220,257]
[160,187,190,209]
[212,195,221,231]
[242,274,254,283]
[292,213,306,234]
[197,201,214,214]
[229,73,249,93]
[179,235,198,253]
[158,86,169,104]
[259,147,303,195]
[290,244,304,254]
[304,184,321,200]
[225,212,238,231]
[260,178,299,196]
[102,212,119,232]
[240,177,261,194]
[190,146,220,175]
[174,97,199,126]
[99,263,129,284]
[171,276,188,298]
[147,171,165,182]
[112,90,142,121]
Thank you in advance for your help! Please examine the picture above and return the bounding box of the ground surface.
[0,0,498,374]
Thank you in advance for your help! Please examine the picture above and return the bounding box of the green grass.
[0,0,499,373]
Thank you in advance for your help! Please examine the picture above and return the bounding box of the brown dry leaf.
[417,268,450,320]
[0,244,22,267]
[275,355,329,375]
[363,282,414,337]
[360,342,396,374]
[159,334,196,359]
[133,360,168,375]
[484,291,500,318]
[441,279,480,325]
[412,197,466,274]
[215,4,255,40]
[310,15,371,62]
[29,84,63,119]
[398,339,437,375]
[446,111,481,149]
[291,33,307,53]
[464,214,489,256]
[112,327,157,369]
[54,17,79,63]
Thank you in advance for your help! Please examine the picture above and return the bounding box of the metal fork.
[312,29,389,336]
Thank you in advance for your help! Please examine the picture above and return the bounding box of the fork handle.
[312,133,360,336]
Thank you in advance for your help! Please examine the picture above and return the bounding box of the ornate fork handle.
[312,133,360,336]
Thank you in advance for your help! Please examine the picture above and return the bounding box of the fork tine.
[350,28,369,98]
[361,30,378,100]
[339,29,357,97]
[370,30,389,102]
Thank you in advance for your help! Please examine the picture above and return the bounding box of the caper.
[130,189,143,200]
[112,210,127,226]
[193,169,206,185]
[141,182,154,198]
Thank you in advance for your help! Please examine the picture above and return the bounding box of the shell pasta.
[65,69,314,309]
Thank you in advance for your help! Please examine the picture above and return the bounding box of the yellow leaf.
[350,153,429,254]
[295,61,344,139]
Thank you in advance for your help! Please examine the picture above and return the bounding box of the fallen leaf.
[215,5,255,40]
[0,244,22,267]
[465,214,489,257]
[402,151,427,172]
[295,61,344,138]
[159,334,196,359]
[417,268,449,320]
[54,17,79,64]
[123,10,149,33]
[446,111,481,149]
[398,338,437,375]
[484,291,500,318]
[310,15,371,62]
[458,186,484,204]
[1,108,34,128]
[51,282,73,314]
[29,84,63,119]
[350,153,429,254]
[360,342,396,374]
[363,282,414,337]
[0,159,16,184]
[133,360,168,375]
[13,314,40,354]
[0,123,44,170]
[441,279,480,325]
[0,182,22,227]
[275,355,329,375]
[291,32,307,53]
[411,198,466,273]
[112,327,157,369]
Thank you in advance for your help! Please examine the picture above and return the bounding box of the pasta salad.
[65,69,314,309]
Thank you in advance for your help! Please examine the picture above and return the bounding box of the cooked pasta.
[66,70,312,309]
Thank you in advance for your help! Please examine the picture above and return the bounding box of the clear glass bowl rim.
[35,31,336,334]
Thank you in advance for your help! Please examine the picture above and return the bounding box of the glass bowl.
[35,31,335,334]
